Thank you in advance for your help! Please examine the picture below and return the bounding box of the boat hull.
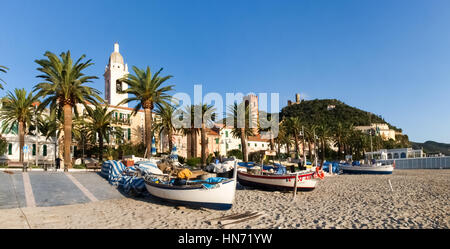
[237,171,317,191]
[340,165,394,175]
[144,179,236,210]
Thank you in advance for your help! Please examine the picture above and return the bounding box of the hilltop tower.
[104,42,129,107]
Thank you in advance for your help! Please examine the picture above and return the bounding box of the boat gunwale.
[237,171,315,179]
[144,178,235,190]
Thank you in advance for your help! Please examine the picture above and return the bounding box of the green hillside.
[280,99,402,132]
[411,141,450,155]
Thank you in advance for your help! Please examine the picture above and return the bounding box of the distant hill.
[411,141,450,155]
[280,99,403,132]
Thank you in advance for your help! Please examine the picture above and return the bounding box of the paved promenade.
[0,171,124,209]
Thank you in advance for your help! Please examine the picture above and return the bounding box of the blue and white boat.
[143,163,238,210]
[339,162,394,174]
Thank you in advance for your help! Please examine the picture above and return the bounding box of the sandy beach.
[1,169,449,229]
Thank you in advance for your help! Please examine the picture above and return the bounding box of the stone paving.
[0,171,124,209]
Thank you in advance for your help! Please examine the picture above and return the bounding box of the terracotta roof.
[248,135,270,142]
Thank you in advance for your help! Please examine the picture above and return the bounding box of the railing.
[382,156,450,169]
[112,118,131,125]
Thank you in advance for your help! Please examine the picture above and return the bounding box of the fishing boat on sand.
[237,164,317,191]
[339,161,394,175]
[339,151,395,175]
[143,162,238,210]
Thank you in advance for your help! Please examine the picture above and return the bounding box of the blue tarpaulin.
[101,160,149,196]
[322,161,340,173]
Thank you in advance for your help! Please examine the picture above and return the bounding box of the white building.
[0,132,57,165]
[354,123,398,141]
[366,148,425,160]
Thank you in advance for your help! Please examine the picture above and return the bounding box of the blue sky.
[1,0,450,143]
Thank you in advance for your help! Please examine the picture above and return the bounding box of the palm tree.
[227,102,254,163]
[317,124,331,162]
[198,104,216,167]
[85,105,122,162]
[34,51,102,171]
[284,117,302,160]
[304,124,318,163]
[332,122,346,160]
[180,104,200,159]
[0,88,38,165]
[258,111,278,151]
[153,103,178,153]
[274,123,290,159]
[118,66,174,158]
[0,65,8,89]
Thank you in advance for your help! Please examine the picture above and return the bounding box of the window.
[255,143,257,147]
[119,113,123,120]
[225,131,228,137]
[215,138,219,144]
[116,80,122,93]
[248,143,250,147]
[226,143,229,149]
[8,144,12,155]
[128,128,131,140]
[238,144,241,150]
[43,145,47,156]
[32,144,36,156]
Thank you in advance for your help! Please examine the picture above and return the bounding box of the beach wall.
[383,156,450,169]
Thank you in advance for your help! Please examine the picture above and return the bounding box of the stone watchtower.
[104,42,129,107]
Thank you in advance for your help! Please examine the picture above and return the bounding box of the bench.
[86,162,101,171]
[7,161,25,168]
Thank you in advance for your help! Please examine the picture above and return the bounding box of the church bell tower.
[104,42,129,107]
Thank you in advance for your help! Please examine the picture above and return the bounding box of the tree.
[34,51,102,171]
[198,104,216,167]
[227,102,254,163]
[316,124,331,162]
[332,122,347,160]
[118,66,174,158]
[304,124,318,163]
[0,88,38,165]
[85,105,122,162]
[180,105,200,159]
[154,103,178,153]
[284,117,302,159]
[0,65,8,89]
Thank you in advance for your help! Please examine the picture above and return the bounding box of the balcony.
[112,118,131,126]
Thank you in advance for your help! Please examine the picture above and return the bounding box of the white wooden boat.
[237,170,317,191]
[339,162,394,175]
[143,164,237,210]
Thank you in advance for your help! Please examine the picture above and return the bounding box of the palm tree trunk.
[201,123,206,167]
[63,104,72,172]
[308,139,313,162]
[19,121,24,163]
[240,128,248,162]
[322,138,326,162]
[294,134,300,159]
[98,132,104,162]
[168,129,173,153]
[144,108,152,158]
